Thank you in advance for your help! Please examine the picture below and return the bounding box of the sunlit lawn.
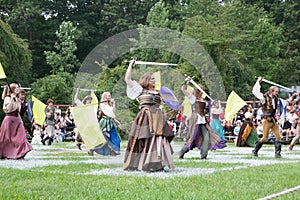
[1,141,300,200]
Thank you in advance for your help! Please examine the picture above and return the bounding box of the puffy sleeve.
[187,93,196,105]
[126,80,143,100]
[101,104,115,118]
[252,80,265,105]
[74,99,84,107]
[3,96,19,113]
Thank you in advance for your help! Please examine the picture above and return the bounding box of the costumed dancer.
[92,92,121,156]
[236,112,259,147]
[209,100,227,148]
[288,92,300,151]
[123,60,175,172]
[41,99,56,145]
[0,84,32,159]
[178,76,222,159]
[252,77,281,158]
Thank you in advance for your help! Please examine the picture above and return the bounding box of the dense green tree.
[31,21,80,104]
[0,19,32,121]
[1,0,57,78]
[44,21,81,74]
[0,20,32,86]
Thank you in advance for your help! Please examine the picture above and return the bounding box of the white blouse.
[126,80,143,100]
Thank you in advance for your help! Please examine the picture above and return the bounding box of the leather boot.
[48,137,53,145]
[41,136,49,145]
[274,141,282,158]
[77,143,82,150]
[252,141,263,157]
[178,145,189,159]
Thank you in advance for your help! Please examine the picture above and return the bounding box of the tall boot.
[41,136,49,145]
[48,137,53,146]
[252,141,263,157]
[178,145,189,159]
[274,141,282,158]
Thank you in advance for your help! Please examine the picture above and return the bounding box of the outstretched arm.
[252,76,265,104]
[181,76,191,97]
[124,60,135,88]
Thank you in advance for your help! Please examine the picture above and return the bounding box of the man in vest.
[252,77,281,158]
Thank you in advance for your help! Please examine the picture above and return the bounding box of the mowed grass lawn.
[1,141,300,200]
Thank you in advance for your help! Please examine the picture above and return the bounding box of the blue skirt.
[94,117,121,156]
[210,119,226,141]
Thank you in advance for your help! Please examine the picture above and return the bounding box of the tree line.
[0,0,299,114]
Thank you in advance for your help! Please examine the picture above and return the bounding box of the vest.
[262,94,278,117]
[192,100,206,116]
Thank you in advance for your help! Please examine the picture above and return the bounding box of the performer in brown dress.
[0,84,32,159]
[123,60,175,172]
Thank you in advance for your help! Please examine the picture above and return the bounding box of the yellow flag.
[70,104,106,149]
[90,91,99,115]
[182,86,194,118]
[32,96,46,126]
[0,62,7,79]
[224,91,247,121]
[153,71,161,90]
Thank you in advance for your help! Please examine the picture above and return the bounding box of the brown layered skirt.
[123,106,174,171]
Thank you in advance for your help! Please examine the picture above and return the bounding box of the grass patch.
[175,159,244,168]
[30,163,121,173]
[0,162,299,199]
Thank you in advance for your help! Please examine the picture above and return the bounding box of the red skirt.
[0,115,33,159]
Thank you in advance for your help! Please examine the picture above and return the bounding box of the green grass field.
[1,141,299,200]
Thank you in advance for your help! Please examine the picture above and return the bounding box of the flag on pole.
[70,104,106,149]
[32,96,46,126]
[27,101,34,122]
[279,98,287,125]
[153,71,161,90]
[0,62,7,79]
[90,91,99,115]
[224,91,247,121]
[182,86,194,118]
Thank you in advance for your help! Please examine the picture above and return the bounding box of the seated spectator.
[233,121,242,136]
[31,125,42,145]
[223,120,234,135]
[55,125,63,143]
[281,118,292,141]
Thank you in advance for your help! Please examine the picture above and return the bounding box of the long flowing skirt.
[210,119,226,141]
[0,116,32,159]
[186,124,225,151]
[94,117,121,156]
[123,108,174,171]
